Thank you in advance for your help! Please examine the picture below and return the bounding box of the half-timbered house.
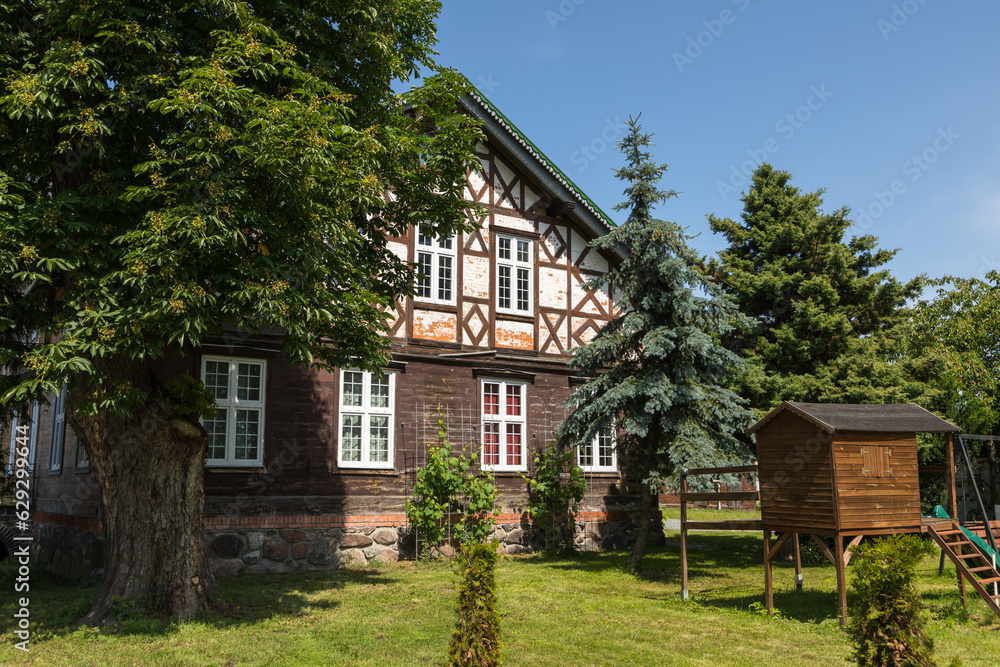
[20,87,638,579]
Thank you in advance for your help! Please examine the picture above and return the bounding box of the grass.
[1,513,998,666]
[662,506,761,522]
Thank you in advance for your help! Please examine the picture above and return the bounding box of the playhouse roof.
[747,402,962,436]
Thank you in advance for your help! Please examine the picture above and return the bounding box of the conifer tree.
[559,118,753,572]
[706,164,923,414]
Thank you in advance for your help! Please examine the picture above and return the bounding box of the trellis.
[400,402,606,555]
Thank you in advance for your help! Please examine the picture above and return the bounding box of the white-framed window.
[6,401,39,473]
[50,385,66,471]
[415,228,456,305]
[481,379,526,472]
[496,234,532,316]
[338,369,395,469]
[578,426,616,472]
[75,440,88,468]
[201,356,266,467]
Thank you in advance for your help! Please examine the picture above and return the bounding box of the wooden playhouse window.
[861,445,893,478]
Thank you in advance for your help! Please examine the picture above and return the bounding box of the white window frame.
[480,379,527,472]
[50,384,67,471]
[337,369,395,470]
[6,401,39,473]
[495,234,533,316]
[201,356,267,468]
[578,426,616,473]
[75,439,89,469]
[414,228,457,305]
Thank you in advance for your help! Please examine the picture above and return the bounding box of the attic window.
[496,234,532,315]
[415,227,456,305]
[861,445,893,478]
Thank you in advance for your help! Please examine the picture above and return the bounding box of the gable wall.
[757,411,836,533]
[386,139,617,355]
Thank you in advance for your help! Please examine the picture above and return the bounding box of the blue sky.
[428,1,1000,286]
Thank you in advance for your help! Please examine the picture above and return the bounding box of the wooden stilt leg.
[680,475,689,601]
[764,529,774,615]
[956,541,968,607]
[835,535,848,627]
[793,533,803,592]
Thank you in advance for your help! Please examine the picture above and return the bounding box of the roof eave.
[460,90,626,259]
[747,401,835,437]
[748,401,963,436]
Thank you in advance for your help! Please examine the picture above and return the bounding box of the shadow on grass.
[695,588,840,624]
[544,532,769,579]
[203,566,401,629]
[1,565,404,640]
[528,531,850,624]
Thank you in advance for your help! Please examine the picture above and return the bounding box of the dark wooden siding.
[190,348,623,518]
[832,431,921,532]
[29,342,625,522]
[30,396,101,526]
[756,411,836,533]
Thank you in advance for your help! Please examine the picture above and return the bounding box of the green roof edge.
[464,82,618,231]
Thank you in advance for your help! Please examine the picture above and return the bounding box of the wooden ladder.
[927,522,1000,619]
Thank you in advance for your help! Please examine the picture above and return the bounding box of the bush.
[447,541,501,667]
[848,534,936,667]
[521,441,587,554]
[406,418,499,556]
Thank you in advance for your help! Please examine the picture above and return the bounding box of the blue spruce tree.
[559,117,754,571]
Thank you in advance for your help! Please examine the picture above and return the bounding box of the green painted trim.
[465,83,617,232]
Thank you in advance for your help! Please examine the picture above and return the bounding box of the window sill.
[333,467,400,476]
[496,311,533,324]
[74,466,90,474]
[47,467,63,476]
[412,301,458,314]
[205,466,267,473]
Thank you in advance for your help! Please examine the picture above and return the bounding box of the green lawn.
[2,518,998,666]
[662,506,761,522]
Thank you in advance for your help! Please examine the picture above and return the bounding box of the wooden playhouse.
[747,402,1000,623]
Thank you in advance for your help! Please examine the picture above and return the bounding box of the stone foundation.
[33,522,105,585]
[206,525,403,577]
[28,507,659,581]
[204,511,657,577]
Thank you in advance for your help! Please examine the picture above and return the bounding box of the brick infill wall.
[204,509,633,531]
[37,509,636,533]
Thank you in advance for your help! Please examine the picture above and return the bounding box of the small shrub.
[848,534,936,667]
[447,541,501,667]
[406,417,499,556]
[407,442,462,554]
[521,441,586,554]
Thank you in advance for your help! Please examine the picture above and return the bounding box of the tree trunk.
[628,436,658,573]
[66,356,211,624]
[628,478,654,572]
